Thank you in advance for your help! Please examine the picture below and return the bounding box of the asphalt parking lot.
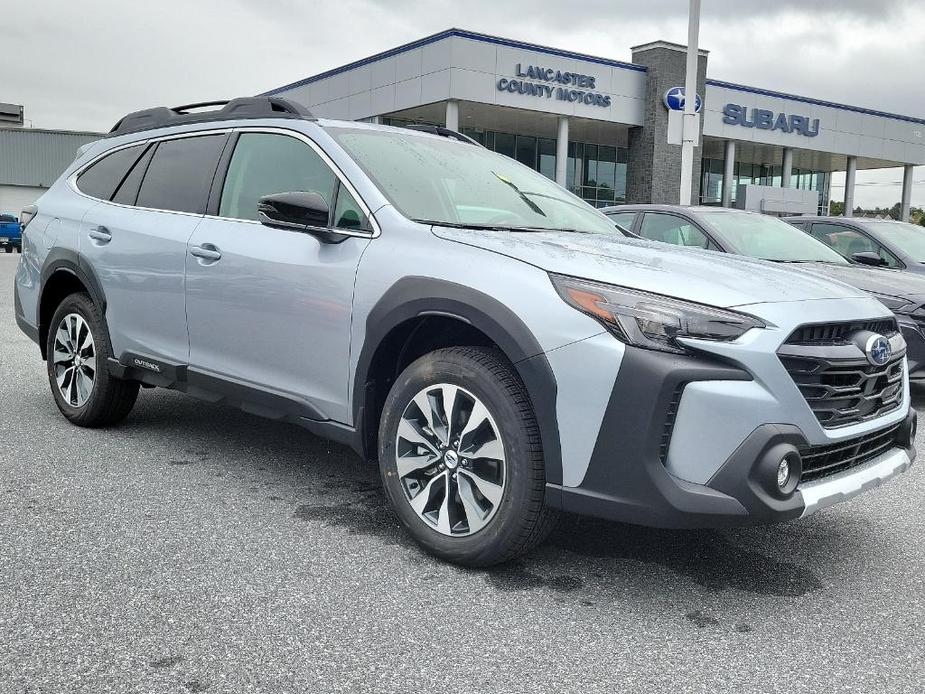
[1,252,924,694]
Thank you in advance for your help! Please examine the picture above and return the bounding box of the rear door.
[184,129,375,423]
[79,132,228,363]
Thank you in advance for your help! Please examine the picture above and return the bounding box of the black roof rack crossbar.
[107,96,315,137]
[401,124,482,146]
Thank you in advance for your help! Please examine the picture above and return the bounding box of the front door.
[184,130,375,423]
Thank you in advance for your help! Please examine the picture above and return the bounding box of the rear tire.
[3,246,10,253]
[46,292,139,427]
[378,347,556,566]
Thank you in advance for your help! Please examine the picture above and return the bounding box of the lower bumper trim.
[799,447,912,517]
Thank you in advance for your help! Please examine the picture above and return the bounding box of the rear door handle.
[87,226,112,244]
[190,243,222,262]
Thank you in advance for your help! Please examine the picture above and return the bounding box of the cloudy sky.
[3,0,923,207]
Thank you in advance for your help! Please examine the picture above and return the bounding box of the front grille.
[785,318,898,346]
[780,354,904,428]
[658,384,685,464]
[799,423,901,483]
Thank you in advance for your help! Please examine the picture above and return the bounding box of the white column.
[844,156,857,217]
[555,116,569,188]
[901,164,914,222]
[679,0,702,205]
[722,140,736,208]
[445,100,459,132]
[781,147,793,188]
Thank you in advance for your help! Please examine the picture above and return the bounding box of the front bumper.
[546,344,917,528]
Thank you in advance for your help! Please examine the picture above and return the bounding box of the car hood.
[806,262,925,304]
[432,228,868,308]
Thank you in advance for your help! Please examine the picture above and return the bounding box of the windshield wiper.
[411,219,522,231]
[492,172,547,217]
[413,219,591,234]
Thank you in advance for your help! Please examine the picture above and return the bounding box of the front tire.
[378,347,556,566]
[46,292,139,427]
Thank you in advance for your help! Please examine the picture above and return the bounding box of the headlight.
[550,274,766,354]
[869,292,916,314]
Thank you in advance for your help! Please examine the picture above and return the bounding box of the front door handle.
[190,243,222,262]
[87,226,112,244]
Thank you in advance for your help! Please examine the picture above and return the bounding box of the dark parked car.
[785,216,925,275]
[603,205,925,379]
[0,213,22,253]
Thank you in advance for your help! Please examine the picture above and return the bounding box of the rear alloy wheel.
[379,347,556,566]
[46,292,139,427]
[52,312,97,408]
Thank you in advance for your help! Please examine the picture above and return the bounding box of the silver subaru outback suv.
[13,97,917,565]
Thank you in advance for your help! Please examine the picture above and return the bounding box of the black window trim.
[638,211,722,251]
[203,126,380,239]
[68,128,232,218]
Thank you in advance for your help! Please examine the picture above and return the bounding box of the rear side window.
[639,212,710,249]
[76,144,146,200]
[136,134,226,214]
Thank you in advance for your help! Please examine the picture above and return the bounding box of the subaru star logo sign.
[865,334,892,366]
[663,87,703,113]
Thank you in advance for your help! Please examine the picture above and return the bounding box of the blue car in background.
[0,213,22,253]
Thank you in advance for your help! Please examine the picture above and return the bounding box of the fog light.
[777,458,790,490]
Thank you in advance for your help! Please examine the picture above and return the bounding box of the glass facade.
[460,128,627,208]
[380,118,626,208]
[700,157,831,215]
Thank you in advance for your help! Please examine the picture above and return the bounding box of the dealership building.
[265,28,925,219]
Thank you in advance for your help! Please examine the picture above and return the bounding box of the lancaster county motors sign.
[722,103,821,137]
[496,64,612,107]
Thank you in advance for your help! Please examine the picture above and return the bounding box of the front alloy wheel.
[395,383,506,536]
[52,313,97,407]
[379,347,556,566]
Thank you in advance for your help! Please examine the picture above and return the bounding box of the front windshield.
[328,126,619,234]
[862,221,925,262]
[699,211,849,264]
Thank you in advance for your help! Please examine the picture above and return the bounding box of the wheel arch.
[38,251,107,360]
[354,277,562,485]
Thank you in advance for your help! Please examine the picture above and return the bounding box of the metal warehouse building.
[0,127,101,215]
[265,28,925,219]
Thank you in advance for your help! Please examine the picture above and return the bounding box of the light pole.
[679,0,701,205]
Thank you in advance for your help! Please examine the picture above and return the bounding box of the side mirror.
[257,191,329,229]
[851,251,887,267]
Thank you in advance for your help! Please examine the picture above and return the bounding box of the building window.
[700,157,831,214]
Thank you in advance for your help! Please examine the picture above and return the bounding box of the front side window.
[809,223,900,266]
[219,133,338,223]
[136,135,226,214]
[639,213,710,248]
[76,144,146,201]
[327,126,619,235]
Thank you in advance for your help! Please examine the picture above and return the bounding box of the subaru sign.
[663,87,702,113]
[722,103,820,137]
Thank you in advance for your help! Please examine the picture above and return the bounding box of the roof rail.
[401,124,482,146]
[107,96,314,137]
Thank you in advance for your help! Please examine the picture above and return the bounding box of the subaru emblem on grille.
[865,334,892,366]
